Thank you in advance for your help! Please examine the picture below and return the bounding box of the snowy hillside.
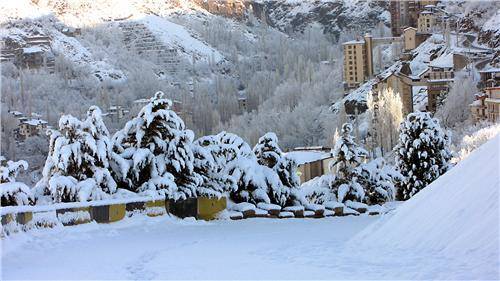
[352,135,500,278]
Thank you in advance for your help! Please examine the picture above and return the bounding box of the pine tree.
[112,92,201,199]
[355,158,402,205]
[0,156,32,206]
[395,112,452,200]
[35,107,117,203]
[253,132,300,206]
[192,135,234,197]
[330,123,368,202]
[253,132,282,169]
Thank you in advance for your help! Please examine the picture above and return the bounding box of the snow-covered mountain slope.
[352,135,500,277]
[255,0,389,35]
[194,0,389,37]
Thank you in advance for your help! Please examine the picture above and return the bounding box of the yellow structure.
[418,11,435,33]
[403,27,417,51]
[343,34,374,90]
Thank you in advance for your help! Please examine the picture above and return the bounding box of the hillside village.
[1,0,499,280]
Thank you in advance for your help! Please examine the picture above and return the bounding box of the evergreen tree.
[395,112,452,200]
[112,92,201,199]
[0,156,32,206]
[35,107,117,203]
[355,158,402,205]
[253,132,283,169]
[253,132,300,206]
[192,135,234,197]
[330,123,368,203]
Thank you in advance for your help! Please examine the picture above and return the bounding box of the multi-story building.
[343,35,373,91]
[418,10,436,33]
[426,53,454,112]
[390,0,439,36]
[478,68,500,90]
[484,87,500,122]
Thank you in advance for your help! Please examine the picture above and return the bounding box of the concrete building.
[285,147,333,184]
[484,87,500,122]
[343,38,371,90]
[17,118,48,140]
[427,53,454,112]
[470,93,488,123]
[478,68,500,90]
[418,10,436,33]
[390,0,439,36]
[402,27,430,52]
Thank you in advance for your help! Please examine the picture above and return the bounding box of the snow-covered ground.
[2,138,499,280]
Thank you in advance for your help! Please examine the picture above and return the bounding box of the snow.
[284,151,331,165]
[22,46,43,54]
[256,202,281,211]
[138,15,224,64]
[353,135,500,279]
[3,133,499,280]
[283,205,304,212]
[231,202,256,212]
[429,52,453,68]
[324,201,344,210]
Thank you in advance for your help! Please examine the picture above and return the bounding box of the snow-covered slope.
[353,135,500,277]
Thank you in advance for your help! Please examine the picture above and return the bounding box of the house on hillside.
[427,52,454,112]
[17,118,48,140]
[286,147,334,184]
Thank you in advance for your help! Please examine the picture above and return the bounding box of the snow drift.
[353,135,499,272]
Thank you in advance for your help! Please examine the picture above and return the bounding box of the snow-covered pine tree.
[84,106,118,194]
[0,156,32,206]
[395,112,452,200]
[192,135,234,197]
[355,158,402,205]
[35,107,117,203]
[253,132,301,206]
[207,131,285,206]
[253,132,283,169]
[330,123,368,203]
[112,92,201,199]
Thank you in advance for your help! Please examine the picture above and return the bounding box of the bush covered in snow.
[354,158,402,205]
[452,122,500,163]
[395,112,451,200]
[0,156,32,206]
[329,123,368,203]
[111,92,201,200]
[35,106,117,203]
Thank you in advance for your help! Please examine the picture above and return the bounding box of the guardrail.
[1,196,227,232]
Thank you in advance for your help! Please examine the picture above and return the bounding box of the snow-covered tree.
[112,92,201,199]
[367,89,404,156]
[253,132,283,169]
[253,132,301,206]
[355,158,402,205]
[395,112,452,200]
[330,123,368,203]
[0,156,32,206]
[435,70,478,128]
[192,135,234,197]
[35,107,117,203]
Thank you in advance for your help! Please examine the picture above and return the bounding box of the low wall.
[1,196,227,232]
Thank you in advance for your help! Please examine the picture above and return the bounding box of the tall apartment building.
[390,0,439,36]
[343,35,374,90]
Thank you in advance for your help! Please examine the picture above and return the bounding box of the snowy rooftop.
[22,119,48,126]
[23,46,43,54]
[429,52,453,68]
[342,40,364,45]
[285,150,332,165]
